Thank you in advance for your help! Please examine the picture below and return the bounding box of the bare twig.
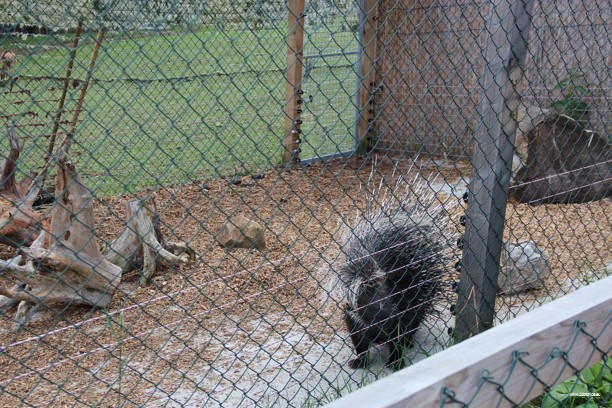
[62,28,104,155]
[45,22,83,167]
[28,26,102,194]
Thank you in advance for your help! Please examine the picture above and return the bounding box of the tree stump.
[509,113,611,204]
[0,157,122,316]
[0,156,195,325]
[0,127,43,247]
[102,197,194,287]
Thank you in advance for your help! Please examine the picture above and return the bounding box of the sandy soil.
[0,156,609,407]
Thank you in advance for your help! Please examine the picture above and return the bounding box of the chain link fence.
[0,0,610,406]
[445,324,611,407]
[327,275,611,407]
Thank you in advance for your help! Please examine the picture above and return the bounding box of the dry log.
[0,151,194,324]
[0,294,18,310]
[103,197,194,286]
[0,158,122,309]
[0,127,42,247]
[1,49,16,82]
[509,113,611,204]
[14,298,40,326]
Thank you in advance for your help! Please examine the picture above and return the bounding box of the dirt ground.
[0,156,609,407]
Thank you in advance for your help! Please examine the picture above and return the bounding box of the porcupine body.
[337,173,456,371]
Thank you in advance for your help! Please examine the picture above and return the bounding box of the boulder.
[217,215,266,250]
[498,241,550,295]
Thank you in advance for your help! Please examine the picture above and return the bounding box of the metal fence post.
[454,0,535,343]
[356,0,379,152]
[283,0,306,164]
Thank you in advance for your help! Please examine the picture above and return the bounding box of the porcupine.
[335,169,459,371]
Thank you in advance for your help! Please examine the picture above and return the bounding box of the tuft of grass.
[302,366,384,407]
[106,311,126,407]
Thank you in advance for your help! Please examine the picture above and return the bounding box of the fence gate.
[298,0,362,162]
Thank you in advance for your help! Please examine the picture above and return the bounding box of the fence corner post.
[283,0,306,165]
[356,0,379,153]
[454,0,535,343]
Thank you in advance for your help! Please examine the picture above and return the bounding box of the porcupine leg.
[386,327,413,371]
[344,307,371,369]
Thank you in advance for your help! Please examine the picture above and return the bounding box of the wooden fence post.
[454,0,535,343]
[356,0,379,152]
[283,0,306,164]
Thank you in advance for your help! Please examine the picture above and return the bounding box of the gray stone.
[217,215,266,250]
[498,241,551,295]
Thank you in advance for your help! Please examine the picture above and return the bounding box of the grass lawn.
[1,22,359,196]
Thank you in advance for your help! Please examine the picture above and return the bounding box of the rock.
[217,215,266,250]
[498,241,550,295]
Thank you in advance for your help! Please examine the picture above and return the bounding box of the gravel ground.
[0,156,609,407]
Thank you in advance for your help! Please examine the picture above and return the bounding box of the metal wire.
[0,0,609,407]
[441,319,611,407]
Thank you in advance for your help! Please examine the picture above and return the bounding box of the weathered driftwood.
[102,197,194,287]
[509,113,611,204]
[0,157,194,325]
[0,157,122,310]
[0,127,43,247]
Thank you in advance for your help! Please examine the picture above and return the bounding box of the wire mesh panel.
[299,0,360,161]
[370,0,610,328]
[300,51,359,161]
[2,2,295,195]
[0,0,609,407]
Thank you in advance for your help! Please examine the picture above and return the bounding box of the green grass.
[522,359,612,408]
[105,311,126,407]
[1,23,359,196]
